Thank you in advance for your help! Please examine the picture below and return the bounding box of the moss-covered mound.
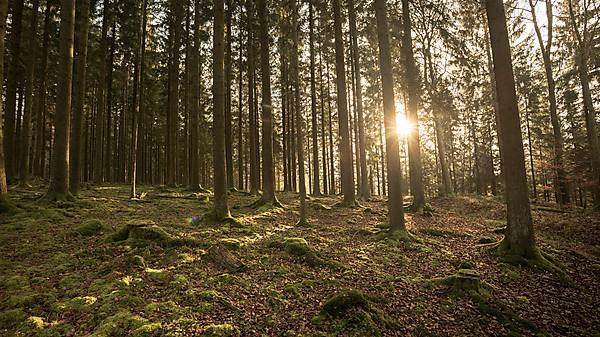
[314,289,395,336]
[74,219,112,236]
[109,221,203,248]
[269,237,326,267]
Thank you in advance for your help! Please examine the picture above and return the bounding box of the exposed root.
[110,221,203,248]
[333,199,361,209]
[249,198,283,209]
[42,191,76,203]
[198,210,244,227]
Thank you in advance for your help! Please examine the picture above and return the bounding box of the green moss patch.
[268,237,326,267]
[74,219,112,236]
[201,323,237,336]
[110,221,203,248]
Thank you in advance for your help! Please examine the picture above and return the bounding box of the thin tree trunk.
[19,0,39,187]
[34,3,52,178]
[247,1,259,195]
[309,1,321,196]
[0,0,11,210]
[4,0,24,180]
[225,0,234,189]
[333,0,355,205]
[94,0,110,183]
[131,0,146,198]
[190,0,201,190]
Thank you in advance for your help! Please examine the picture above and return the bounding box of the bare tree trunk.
[190,0,201,191]
[69,0,91,194]
[247,1,259,195]
[291,0,307,224]
[486,0,538,258]
[566,0,600,210]
[225,0,234,189]
[401,0,426,209]
[0,0,12,211]
[4,0,23,181]
[308,1,321,196]
[528,0,569,205]
[374,0,406,231]
[19,0,39,187]
[167,1,183,186]
[47,0,76,201]
[212,0,230,220]
[318,34,328,195]
[94,0,110,183]
[131,0,146,198]
[237,6,244,190]
[333,0,356,205]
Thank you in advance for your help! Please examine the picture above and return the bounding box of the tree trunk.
[0,0,11,210]
[247,1,259,195]
[528,0,569,205]
[190,0,201,191]
[94,0,110,183]
[348,0,369,200]
[47,0,76,201]
[212,0,230,219]
[167,1,183,186]
[291,0,307,224]
[333,0,355,205]
[237,6,244,190]
[19,0,39,187]
[131,0,146,198]
[225,0,234,189]
[486,0,537,258]
[4,0,23,181]
[69,0,91,194]
[374,0,406,231]
[308,0,321,196]
[401,0,426,209]
[256,0,279,205]
[566,0,600,210]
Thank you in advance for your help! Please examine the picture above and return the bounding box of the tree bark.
[247,1,259,195]
[19,0,40,187]
[131,0,146,198]
[308,0,321,196]
[190,0,201,191]
[225,0,234,189]
[0,0,11,209]
[401,0,426,209]
[486,0,536,257]
[69,0,91,194]
[375,0,406,231]
[47,0,76,200]
[212,0,230,219]
[333,0,356,205]
[94,0,110,183]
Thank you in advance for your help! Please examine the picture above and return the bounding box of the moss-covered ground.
[0,184,598,336]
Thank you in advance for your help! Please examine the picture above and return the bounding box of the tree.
[374,0,406,232]
[211,0,230,220]
[348,0,369,200]
[485,0,551,265]
[167,0,184,186]
[46,0,76,201]
[528,0,570,205]
[131,0,147,198]
[0,0,12,212]
[19,0,40,187]
[247,0,260,195]
[309,0,321,196]
[190,0,202,191]
[94,0,111,183]
[401,0,427,210]
[70,0,91,195]
[333,0,356,206]
[254,0,280,207]
[292,0,307,225]
[566,0,600,210]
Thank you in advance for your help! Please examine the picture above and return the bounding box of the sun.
[396,112,413,137]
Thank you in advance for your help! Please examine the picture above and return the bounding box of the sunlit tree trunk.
[309,1,321,196]
[401,0,426,209]
[375,0,406,231]
[247,1,259,195]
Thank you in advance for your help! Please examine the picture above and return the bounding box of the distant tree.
[333,0,356,206]
[46,0,76,201]
[167,0,184,186]
[94,0,111,183]
[190,0,202,191]
[0,0,13,212]
[19,0,40,187]
[374,0,406,231]
[309,0,321,196]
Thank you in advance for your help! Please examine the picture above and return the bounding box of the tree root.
[249,197,283,209]
[198,211,244,227]
[333,199,361,209]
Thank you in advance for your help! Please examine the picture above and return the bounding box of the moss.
[59,274,83,290]
[24,316,46,329]
[419,228,460,238]
[321,289,370,318]
[130,255,147,268]
[89,310,149,337]
[0,309,28,329]
[270,237,325,267]
[170,274,189,287]
[111,222,203,248]
[201,323,237,336]
[1,275,29,291]
[145,268,169,282]
[0,197,18,214]
[198,290,219,301]
[178,253,195,263]
[219,238,241,250]
[74,219,112,236]
[6,293,37,308]
[132,322,163,337]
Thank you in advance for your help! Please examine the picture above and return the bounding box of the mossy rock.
[74,219,112,236]
[132,322,163,337]
[145,268,169,282]
[269,237,326,267]
[315,289,394,336]
[110,221,203,248]
[0,308,28,329]
[201,323,237,336]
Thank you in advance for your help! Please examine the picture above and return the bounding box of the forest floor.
[0,183,599,337]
